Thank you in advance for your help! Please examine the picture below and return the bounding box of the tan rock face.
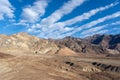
[83,66,101,72]
[56,47,77,56]
[55,36,107,54]
[0,33,59,54]
[0,33,120,55]
[33,40,59,54]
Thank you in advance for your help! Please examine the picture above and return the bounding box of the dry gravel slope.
[0,52,120,80]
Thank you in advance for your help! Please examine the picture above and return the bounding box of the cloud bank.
[0,0,14,20]
[21,0,49,23]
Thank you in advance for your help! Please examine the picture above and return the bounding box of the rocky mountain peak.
[0,33,120,55]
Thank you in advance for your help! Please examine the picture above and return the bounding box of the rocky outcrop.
[55,34,120,55]
[55,36,107,54]
[82,66,101,72]
[0,33,59,54]
[0,33,120,55]
[55,47,77,56]
[92,62,120,73]
[85,34,120,54]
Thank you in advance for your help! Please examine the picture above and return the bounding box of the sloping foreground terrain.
[0,52,120,80]
[0,33,120,80]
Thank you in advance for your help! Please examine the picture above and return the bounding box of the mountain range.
[0,32,120,80]
[0,33,120,56]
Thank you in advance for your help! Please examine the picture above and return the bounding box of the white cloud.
[0,0,14,20]
[111,21,120,25]
[45,2,118,37]
[41,0,85,25]
[85,27,120,37]
[81,25,108,35]
[21,0,49,23]
[81,20,120,36]
[26,1,119,39]
[28,2,118,39]
[84,30,108,37]
[27,0,85,38]
[63,2,118,26]
[59,11,120,38]
[12,22,29,26]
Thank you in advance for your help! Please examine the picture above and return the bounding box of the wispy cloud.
[45,2,118,36]
[0,0,14,20]
[28,1,118,39]
[21,0,49,23]
[111,21,120,25]
[84,27,120,37]
[27,0,85,38]
[59,11,120,38]
[81,21,120,36]
[41,0,85,25]
[84,30,109,37]
[81,25,108,35]
[63,2,119,26]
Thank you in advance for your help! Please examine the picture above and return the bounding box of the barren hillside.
[0,33,120,80]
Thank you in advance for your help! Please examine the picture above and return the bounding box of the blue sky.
[0,0,120,38]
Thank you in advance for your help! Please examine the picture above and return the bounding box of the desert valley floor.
[0,52,120,80]
[0,0,120,79]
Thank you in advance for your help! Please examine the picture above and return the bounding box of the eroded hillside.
[0,33,120,80]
